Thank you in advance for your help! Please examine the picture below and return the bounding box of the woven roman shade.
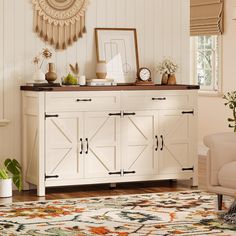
[190,0,224,36]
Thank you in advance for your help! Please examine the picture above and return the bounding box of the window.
[190,35,221,93]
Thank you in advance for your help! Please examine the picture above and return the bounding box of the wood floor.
[0,180,197,204]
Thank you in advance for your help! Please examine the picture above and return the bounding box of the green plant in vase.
[62,62,80,85]
[0,159,22,197]
[223,91,236,132]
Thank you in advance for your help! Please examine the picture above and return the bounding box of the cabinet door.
[121,111,158,177]
[158,110,195,175]
[45,112,83,180]
[84,112,121,178]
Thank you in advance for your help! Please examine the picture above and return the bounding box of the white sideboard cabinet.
[21,85,199,196]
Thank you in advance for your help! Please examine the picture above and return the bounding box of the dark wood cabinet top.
[20,84,200,92]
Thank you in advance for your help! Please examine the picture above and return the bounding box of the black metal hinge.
[45,114,59,119]
[182,111,194,115]
[182,167,194,171]
[45,175,59,180]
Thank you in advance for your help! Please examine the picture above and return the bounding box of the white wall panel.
[85,0,97,79]
[116,0,127,27]
[107,0,117,27]
[0,0,4,120]
[0,0,190,163]
[135,0,145,67]
[144,0,155,76]
[181,0,190,84]
[2,0,15,158]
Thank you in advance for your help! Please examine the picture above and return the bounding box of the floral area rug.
[0,191,236,235]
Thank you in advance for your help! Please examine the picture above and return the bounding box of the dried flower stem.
[157,59,179,75]
[33,48,53,70]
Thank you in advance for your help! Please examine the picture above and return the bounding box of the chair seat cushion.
[218,161,236,189]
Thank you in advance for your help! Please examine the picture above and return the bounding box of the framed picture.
[95,28,139,83]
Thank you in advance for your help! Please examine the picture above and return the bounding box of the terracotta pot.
[167,74,177,85]
[45,63,57,83]
[161,73,169,85]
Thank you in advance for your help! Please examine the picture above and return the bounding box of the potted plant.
[221,92,236,223]
[0,159,22,198]
[156,59,179,85]
[32,48,53,82]
[223,91,236,132]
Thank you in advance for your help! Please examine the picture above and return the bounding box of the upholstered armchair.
[203,133,236,210]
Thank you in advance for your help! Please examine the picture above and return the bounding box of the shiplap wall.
[0,0,190,163]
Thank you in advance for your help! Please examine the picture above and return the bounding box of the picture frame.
[95,28,140,83]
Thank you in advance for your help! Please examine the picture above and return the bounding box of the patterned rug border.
[1,190,235,235]
[0,190,213,206]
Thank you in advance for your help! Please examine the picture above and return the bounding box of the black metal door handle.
[182,111,194,115]
[109,112,122,116]
[85,138,89,154]
[152,97,166,101]
[109,171,122,175]
[160,135,164,151]
[155,135,159,151]
[123,112,136,116]
[80,138,83,154]
[76,99,92,102]
[123,170,136,174]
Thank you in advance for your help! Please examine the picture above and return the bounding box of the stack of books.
[25,81,61,87]
[86,79,116,86]
[26,80,46,86]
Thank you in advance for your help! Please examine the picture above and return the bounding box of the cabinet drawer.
[45,91,120,112]
[121,91,196,110]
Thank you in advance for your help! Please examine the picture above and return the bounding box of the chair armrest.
[203,132,236,185]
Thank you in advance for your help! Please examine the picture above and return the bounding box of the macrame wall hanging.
[32,0,89,50]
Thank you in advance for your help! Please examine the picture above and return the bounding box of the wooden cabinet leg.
[37,185,46,197]
[191,175,198,187]
[109,183,116,189]
[217,194,223,210]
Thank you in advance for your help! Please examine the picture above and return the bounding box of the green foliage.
[0,167,9,179]
[0,159,22,191]
[62,73,78,85]
[223,91,236,132]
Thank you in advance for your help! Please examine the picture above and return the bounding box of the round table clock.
[135,67,154,85]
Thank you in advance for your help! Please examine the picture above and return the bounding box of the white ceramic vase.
[96,61,107,79]
[33,69,45,82]
[0,178,12,198]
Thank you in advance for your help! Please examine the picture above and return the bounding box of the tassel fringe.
[33,7,88,50]
[82,14,87,33]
